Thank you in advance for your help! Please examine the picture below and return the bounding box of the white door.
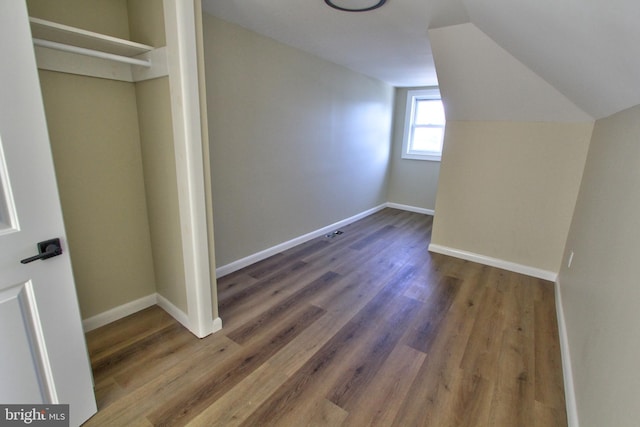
[0,2,97,426]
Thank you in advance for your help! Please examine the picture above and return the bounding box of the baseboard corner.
[156,293,190,331]
[82,293,157,332]
[385,202,434,216]
[428,243,558,282]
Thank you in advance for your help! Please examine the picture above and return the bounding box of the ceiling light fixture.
[324,0,386,12]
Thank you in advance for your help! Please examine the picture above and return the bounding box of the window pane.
[411,127,443,153]
[414,99,445,125]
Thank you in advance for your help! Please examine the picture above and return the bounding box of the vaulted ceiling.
[202,0,640,119]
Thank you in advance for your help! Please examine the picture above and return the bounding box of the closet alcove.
[26,0,218,338]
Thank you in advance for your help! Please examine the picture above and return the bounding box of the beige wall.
[127,0,166,47]
[30,0,158,319]
[38,71,156,318]
[558,104,640,426]
[128,0,187,314]
[27,0,130,39]
[387,87,441,211]
[203,15,393,267]
[431,121,593,273]
[135,77,187,312]
[30,0,192,317]
[428,20,594,276]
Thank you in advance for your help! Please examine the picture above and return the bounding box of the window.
[401,88,446,161]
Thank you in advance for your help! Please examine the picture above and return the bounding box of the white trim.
[386,202,434,216]
[81,292,221,336]
[82,294,156,332]
[427,243,558,281]
[34,45,169,83]
[164,0,214,339]
[156,292,190,331]
[132,47,169,82]
[212,316,223,333]
[33,38,151,67]
[29,17,153,57]
[34,45,134,82]
[401,87,444,162]
[30,18,169,83]
[216,204,387,277]
[555,279,579,427]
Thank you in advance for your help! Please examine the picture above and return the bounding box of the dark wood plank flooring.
[83,208,567,426]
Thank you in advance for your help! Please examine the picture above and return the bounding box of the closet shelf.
[29,17,153,59]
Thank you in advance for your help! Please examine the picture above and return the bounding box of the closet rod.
[33,38,151,67]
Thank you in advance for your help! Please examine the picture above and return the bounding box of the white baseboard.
[427,243,558,281]
[84,203,430,331]
[386,202,434,216]
[83,293,205,337]
[215,204,387,277]
[155,294,223,337]
[82,294,157,332]
[156,292,190,332]
[215,202,437,278]
[555,279,579,427]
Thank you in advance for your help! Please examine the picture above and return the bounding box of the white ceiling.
[202,0,640,119]
[201,0,469,88]
[429,23,592,122]
[462,0,640,119]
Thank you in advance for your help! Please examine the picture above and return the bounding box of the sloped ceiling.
[429,23,592,122]
[462,0,640,119]
[202,0,640,119]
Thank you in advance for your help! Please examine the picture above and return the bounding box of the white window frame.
[401,88,445,161]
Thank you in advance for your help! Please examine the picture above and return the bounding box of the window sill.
[401,153,441,162]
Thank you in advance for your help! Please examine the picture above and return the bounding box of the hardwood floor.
[83,208,567,426]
